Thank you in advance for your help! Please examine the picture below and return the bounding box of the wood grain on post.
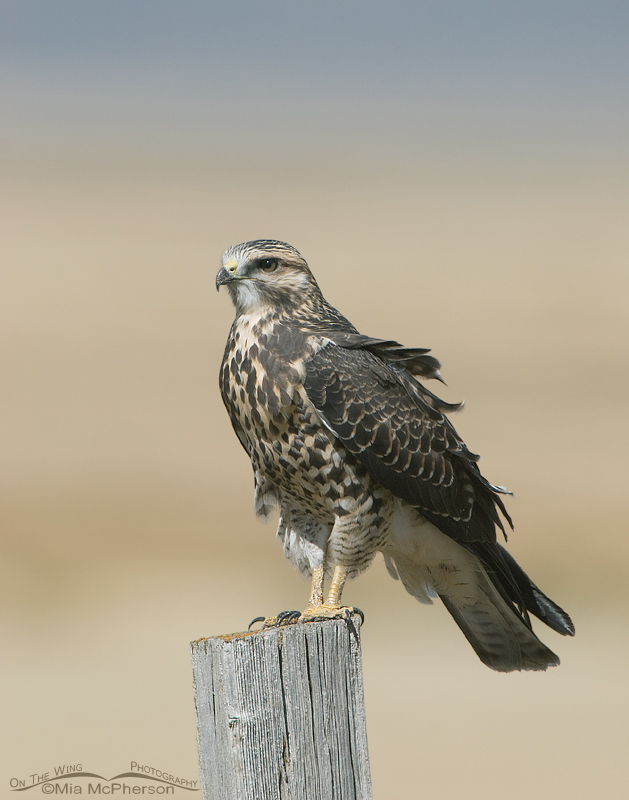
[191,616,372,800]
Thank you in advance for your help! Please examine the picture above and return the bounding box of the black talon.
[343,607,364,640]
[248,616,266,631]
[343,608,357,639]
[276,610,301,626]
[352,607,365,626]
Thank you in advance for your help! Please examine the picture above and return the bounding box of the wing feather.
[304,342,512,543]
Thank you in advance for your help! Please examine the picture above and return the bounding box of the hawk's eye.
[258,258,278,272]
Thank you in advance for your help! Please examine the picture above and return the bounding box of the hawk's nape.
[216,239,574,672]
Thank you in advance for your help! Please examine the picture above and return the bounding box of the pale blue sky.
[4,1,628,150]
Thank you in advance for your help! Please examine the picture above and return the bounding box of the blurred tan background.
[2,2,628,798]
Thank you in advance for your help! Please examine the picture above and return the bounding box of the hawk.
[217,239,574,671]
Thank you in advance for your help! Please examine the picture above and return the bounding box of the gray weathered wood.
[191,616,372,800]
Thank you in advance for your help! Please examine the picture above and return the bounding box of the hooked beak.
[216,259,239,291]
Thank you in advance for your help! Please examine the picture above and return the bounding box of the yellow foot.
[299,605,364,625]
[248,610,301,630]
[248,607,364,631]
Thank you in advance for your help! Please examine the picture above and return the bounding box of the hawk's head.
[216,240,320,315]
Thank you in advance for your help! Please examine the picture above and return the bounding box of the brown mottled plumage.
[217,239,574,671]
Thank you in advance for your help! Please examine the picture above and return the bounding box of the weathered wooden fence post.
[191,616,372,800]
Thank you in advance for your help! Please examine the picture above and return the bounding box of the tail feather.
[385,504,572,672]
[438,581,560,672]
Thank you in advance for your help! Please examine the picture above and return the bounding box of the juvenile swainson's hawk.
[216,239,574,671]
